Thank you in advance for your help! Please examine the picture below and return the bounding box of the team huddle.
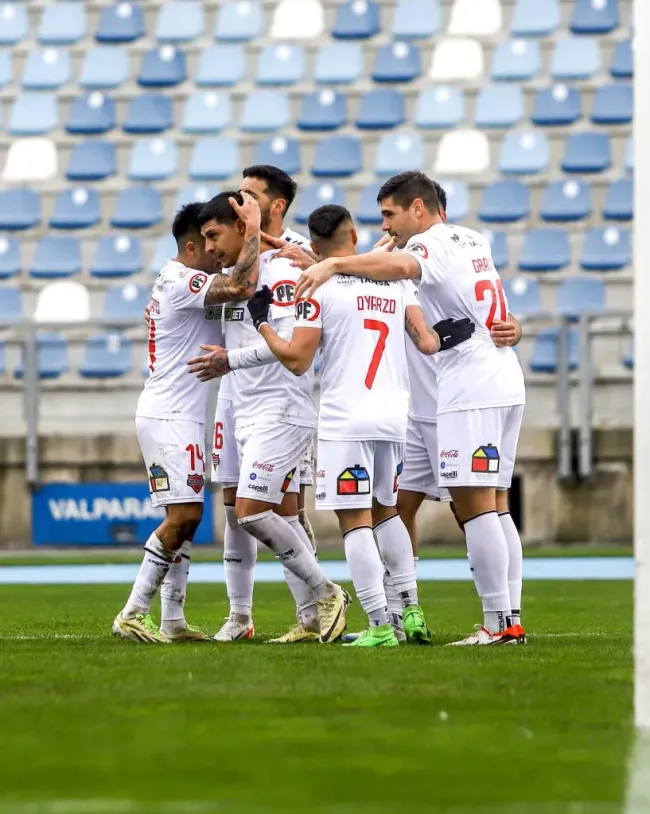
[112,166,527,648]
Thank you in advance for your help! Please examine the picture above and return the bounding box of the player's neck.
[265,219,285,240]
[417,214,444,233]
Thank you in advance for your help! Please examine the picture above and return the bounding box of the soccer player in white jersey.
[296,172,527,646]
[112,196,262,643]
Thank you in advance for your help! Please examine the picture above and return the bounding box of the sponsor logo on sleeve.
[337,466,371,496]
[187,473,205,494]
[409,242,429,260]
[149,464,169,493]
[295,298,321,321]
[271,280,296,307]
[471,444,500,474]
[189,272,209,294]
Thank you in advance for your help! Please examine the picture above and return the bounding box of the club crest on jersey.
[188,273,209,294]
[409,243,428,259]
[271,280,295,307]
[281,468,296,493]
[471,445,500,474]
[393,462,403,493]
[149,464,169,493]
[337,466,370,496]
[295,298,321,321]
[187,473,205,494]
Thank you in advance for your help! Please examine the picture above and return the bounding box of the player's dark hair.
[198,191,243,227]
[433,181,447,214]
[308,205,353,242]
[377,171,441,214]
[171,202,204,246]
[242,165,298,215]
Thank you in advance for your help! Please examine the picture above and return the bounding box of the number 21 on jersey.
[475,279,506,330]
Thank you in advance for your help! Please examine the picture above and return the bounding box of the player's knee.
[448,487,496,525]
[165,503,203,540]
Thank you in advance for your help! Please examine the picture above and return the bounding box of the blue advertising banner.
[31,483,214,546]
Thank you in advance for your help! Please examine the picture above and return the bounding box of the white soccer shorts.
[314,439,405,511]
[212,395,239,485]
[399,417,451,502]
[299,438,315,487]
[235,421,313,505]
[435,405,524,489]
[136,417,206,508]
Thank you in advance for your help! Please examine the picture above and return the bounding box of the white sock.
[344,526,389,627]
[464,511,510,634]
[383,569,403,632]
[298,508,317,553]
[285,515,319,630]
[499,511,523,627]
[374,514,419,606]
[224,504,256,620]
[122,532,174,618]
[160,540,191,632]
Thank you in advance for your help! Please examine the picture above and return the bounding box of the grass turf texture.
[0,581,631,814]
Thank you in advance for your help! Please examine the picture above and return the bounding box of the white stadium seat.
[448,0,503,36]
[34,280,90,323]
[271,0,324,39]
[429,39,484,82]
[434,129,490,175]
[2,138,58,182]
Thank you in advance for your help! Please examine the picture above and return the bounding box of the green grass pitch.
[0,581,632,814]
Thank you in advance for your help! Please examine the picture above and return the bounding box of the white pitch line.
[625,731,650,814]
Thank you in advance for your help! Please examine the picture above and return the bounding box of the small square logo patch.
[337,466,371,496]
[471,445,500,474]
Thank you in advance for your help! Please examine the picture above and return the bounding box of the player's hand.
[294,257,338,301]
[433,317,475,352]
[144,302,152,328]
[277,244,316,271]
[247,285,273,331]
[187,345,231,381]
[229,191,261,231]
[491,319,520,347]
[373,234,396,252]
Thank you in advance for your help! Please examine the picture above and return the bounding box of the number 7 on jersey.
[363,319,389,390]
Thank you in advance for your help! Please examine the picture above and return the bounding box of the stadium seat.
[80,334,132,378]
[540,180,591,222]
[91,235,143,279]
[188,137,239,180]
[557,278,606,318]
[298,90,346,131]
[435,130,489,175]
[50,188,101,230]
[103,283,150,319]
[214,1,263,41]
[519,229,570,271]
[0,286,22,325]
[510,0,560,36]
[356,184,382,224]
[173,185,219,214]
[242,90,290,132]
[22,48,70,90]
[254,137,301,176]
[356,89,404,129]
[295,183,346,224]
[483,229,509,270]
[149,235,177,274]
[491,39,540,81]
[66,93,116,135]
[29,237,81,279]
[0,189,40,230]
[80,46,129,89]
[182,91,232,133]
[332,1,380,39]
[138,46,186,87]
[603,179,633,221]
[0,2,27,45]
[271,0,324,39]
[591,84,633,124]
[8,94,57,135]
[571,0,619,34]
[39,2,86,44]
[562,132,611,173]
[15,333,69,380]
[502,277,541,318]
[0,51,11,88]
[356,229,381,254]
[34,280,90,325]
[2,138,58,183]
[441,180,470,223]
[195,45,245,86]
[499,131,549,175]
[551,38,601,80]
[123,94,173,134]
[479,181,530,223]
[128,139,178,182]
[474,85,524,129]
[156,1,203,43]
[313,136,361,177]
[625,138,634,174]
[531,85,582,126]
[314,43,363,84]
[0,237,20,279]
[448,0,502,36]
[529,328,579,373]
[96,2,144,42]
[391,0,440,39]
[66,141,116,182]
[431,38,484,81]
[256,45,304,85]
[414,87,464,130]
[372,43,421,83]
[111,188,163,229]
[581,227,630,271]
[611,39,632,78]
[375,133,424,176]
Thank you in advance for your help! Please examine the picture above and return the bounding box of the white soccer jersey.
[295,275,419,442]
[136,259,221,423]
[403,223,525,415]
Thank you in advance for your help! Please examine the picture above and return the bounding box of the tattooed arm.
[404,305,440,355]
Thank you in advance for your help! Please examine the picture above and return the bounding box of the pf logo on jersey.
[409,243,429,260]
[189,272,208,294]
[295,298,321,322]
[271,279,295,307]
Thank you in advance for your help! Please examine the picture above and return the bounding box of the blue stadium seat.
[242,90,290,132]
[0,51,11,88]
[256,45,304,86]
[510,0,560,36]
[66,93,116,134]
[103,283,150,318]
[253,137,301,176]
[188,137,239,180]
[313,136,361,177]
[332,1,380,39]
[80,334,133,378]
[50,188,101,230]
[8,94,57,135]
[611,39,632,78]
[414,87,464,129]
[0,189,40,230]
[295,183,346,224]
[441,180,469,222]
[123,94,173,134]
[551,38,601,80]
[314,43,363,84]
[483,230,509,270]
[557,278,605,318]
[80,46,129,89]
[30,237,81,279]
[591,84,633,124]
[182,91,232,133]
[625,138,634,174]
[375,133,424,176]
[622,341,633,371]
[298,90,346,131]
[502,277,541,318]
[67,141,116,181]
[499,131,549,174]
[356,184,382,224]
[156,1,203,43]
[39,2,86,44]
[530,328,578,374]
[372,43,421,83]
[0,286,23,325]
[0,237,20,279]
[571,0,618,34]
[357,89,404,129]
[356,229,381,254]
[0,2,27,45]
[474,85,523,128]
[581,227,630,271]
[531,85,581,126]
[91,236,143,279]
[562,132,610,173]
[172,185,219,214]
[491,40,540,81]
[128,139,178,181]
[195,45,245,86]
[540,180,591,222]
[391,0,440,38]
[149,235,177,274]
[138,46,186,88]
[479,181,529,223]
[519,229,570,271]
[214,0,263,41]
[96,2,144,42]
[22,48,70,89]
[603,179,633,221]
[16,333,69,380]
[111,188,163,229]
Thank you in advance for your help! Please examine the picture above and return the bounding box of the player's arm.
[404,306,476,355]
[491,313,522,347]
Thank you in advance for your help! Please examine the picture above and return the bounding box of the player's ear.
[185,240,196,260]
[236,219,246,236]
[273,198,286,218]
[412,197,424,218]
[310,241,319,257]
[351,227,358,247]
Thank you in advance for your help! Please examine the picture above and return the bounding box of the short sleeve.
[264,256,300,321]
[403,234,446,287]
[168,269,214,310]
[294,287,323,330]
[400,280,420,308]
